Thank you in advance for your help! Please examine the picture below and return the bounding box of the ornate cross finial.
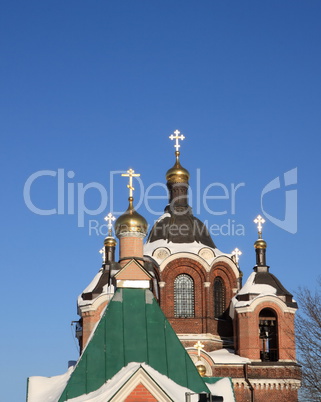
[121,168,140,198]
[99,247,106,263]
[254,215,265,238]
[232,248,242,264]
[194,341,204,358]
[104,212,115,236]
[169,129,185,152]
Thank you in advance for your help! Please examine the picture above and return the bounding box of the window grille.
[174,274,194,318]
[214,277,225,318]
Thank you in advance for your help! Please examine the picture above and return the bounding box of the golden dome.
[104,236,117,247]
[196,364,206,377]
[115,197,148,237]
[166,151,190,183]
[254,238,267,249]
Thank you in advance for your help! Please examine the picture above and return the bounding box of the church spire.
[253,214,268,270]
[115,169,148,266]
[166,130,190,207]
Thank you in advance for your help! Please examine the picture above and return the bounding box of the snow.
[208,348,250,364]
[27,367,73,402]
[206,378,235,402]
[144,238,228,265]
[27,362,235,402]
[237,272,277,296]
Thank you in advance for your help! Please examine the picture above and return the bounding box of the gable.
[110,366,171,402]
[115,259,152,281]
[58,288,209,401]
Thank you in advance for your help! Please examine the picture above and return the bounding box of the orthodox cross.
[121,168,140,198]
[99,247,106,263]
[254,215,265,238]
[169,129,185,152]
[194,340,204,359]
[104,212,115,236]
[232,248,242,264]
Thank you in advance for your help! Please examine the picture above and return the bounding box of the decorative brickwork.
[124,383,158,402]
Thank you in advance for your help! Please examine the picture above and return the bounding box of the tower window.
[174,274,194,318]
[259,308,278,361]
[214,277,225,318]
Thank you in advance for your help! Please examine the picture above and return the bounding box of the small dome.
[104,236,116,247]
[166,152,190,183]
[196,364,206,377]
[115,197,148,237]
[254,238,267,249]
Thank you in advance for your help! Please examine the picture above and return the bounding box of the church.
[27,131,301,402]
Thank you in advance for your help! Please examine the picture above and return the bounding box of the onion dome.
[166,151,190,183]
[254,238,267,249]
[115,197,148,237]
[104,236,117,247]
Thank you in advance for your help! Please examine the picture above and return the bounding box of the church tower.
[145,131,241,355]
[144,131,301,401]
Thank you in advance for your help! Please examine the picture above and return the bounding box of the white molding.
[232,378,301,390]
[109,367,172,402]
[179,333,223,343]
[235,295,297,314]
[78,293,108,314]
[211,255,240,278]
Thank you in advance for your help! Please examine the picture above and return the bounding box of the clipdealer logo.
[23,167,298,235]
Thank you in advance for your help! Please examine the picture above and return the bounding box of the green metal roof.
[59,288,209,401]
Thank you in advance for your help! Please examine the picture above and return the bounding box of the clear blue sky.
[1,1,320,401]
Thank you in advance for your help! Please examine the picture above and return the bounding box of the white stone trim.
[78,293,108,314]
[204,282,211,288]
[211,255,240,278]
[235,295,297,314]
[159,281,166,288]
[232,378,301,390]
[110,367,172,402]
[116,280,150,288]
[178,333,223,343]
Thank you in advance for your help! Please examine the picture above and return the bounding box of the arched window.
[174,274,194,318]
[214,277,225,318]
[259,308,278,361]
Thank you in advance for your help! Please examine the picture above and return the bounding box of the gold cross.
[232,248,242,264]
[254,215,265,238]
[104,212,115,235]
[169,129,185,152]
[194,341,204,358]
[121,169,140,198]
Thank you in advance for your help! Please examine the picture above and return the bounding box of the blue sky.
[1,1,320,400]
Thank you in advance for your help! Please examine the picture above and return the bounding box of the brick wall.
[124,383,158,402]
[159,258,237,339]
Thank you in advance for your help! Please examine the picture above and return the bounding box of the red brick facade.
[156,255,300,401]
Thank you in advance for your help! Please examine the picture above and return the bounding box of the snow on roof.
[206,377,235,402]
[27,367,73,402]
[27,362,235,402]
[144,238,230,265]
[207,348,250,364]
[237,272,277,296]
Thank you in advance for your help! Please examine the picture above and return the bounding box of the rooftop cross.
[194,340,204,358]
[232,247,242,264]
[104,212,116,236]
[99,247,106,263]
[121,168,140,198]
[169,129,185,152]
[254,214,265,238]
